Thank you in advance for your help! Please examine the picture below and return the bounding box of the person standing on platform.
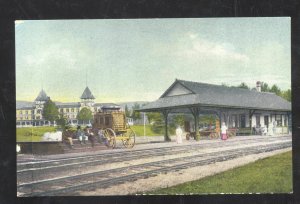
[176,125,183,144]
[221,122,228,140]
[63,126,74,148]
[85,126,95,147]
[76,126,88,145]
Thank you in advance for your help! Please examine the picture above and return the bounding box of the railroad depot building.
[16,87,119,127]
[139,79,291,140]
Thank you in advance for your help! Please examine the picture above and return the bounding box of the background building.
[16,87,119,127]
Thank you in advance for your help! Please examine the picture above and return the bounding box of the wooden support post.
[225,111,229,128]
[218,112,221,135]
[249,110,255,135]
[189,107,200,141]
[214,110,222,137]
[221,111,229,127]
[162,110,171,142]
[216,111,221,125]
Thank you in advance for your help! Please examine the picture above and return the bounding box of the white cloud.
[187,32,198,39]
[179,32,249,62]
[23,44,80,70]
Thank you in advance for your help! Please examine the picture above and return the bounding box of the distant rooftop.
[35,89,49,101]
[56,102,81,108]
[80,87,95,100]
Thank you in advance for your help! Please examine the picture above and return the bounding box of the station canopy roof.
[139,79,291,112]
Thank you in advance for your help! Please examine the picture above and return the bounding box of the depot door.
[264,116,269,128]
[240,115,246,128]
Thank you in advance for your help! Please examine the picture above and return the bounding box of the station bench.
[236,128,251,136]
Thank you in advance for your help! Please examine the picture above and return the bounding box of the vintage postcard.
[16,18,292,196]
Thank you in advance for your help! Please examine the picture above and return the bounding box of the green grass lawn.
[17,125,162,142]
[17,126,57,142]
[130,125,162,136]
[149,151,292,194]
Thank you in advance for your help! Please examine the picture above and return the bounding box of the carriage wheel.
[210,132,219,139]
[122,127,136,148]
[228,131,236,138]
[186,133,190,140]
[103,128,116,149]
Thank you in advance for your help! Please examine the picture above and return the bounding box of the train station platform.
[17,134,291,163]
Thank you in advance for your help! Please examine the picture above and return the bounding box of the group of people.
[176,122,230,143]
[64,123,231,148]
[64,125,97,148]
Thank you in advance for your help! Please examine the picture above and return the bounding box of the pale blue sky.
[15,18,291,103]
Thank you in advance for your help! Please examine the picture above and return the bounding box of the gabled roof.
[35,89,49,101]
[140,79,291,112]
[80,87,95,100]
[160,79,195,98]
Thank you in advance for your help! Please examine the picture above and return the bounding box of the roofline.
[94,103,120,105]
[174,79,282,96]
[16,107,33,110]
[138,103,291,113]
[159,79,195,98]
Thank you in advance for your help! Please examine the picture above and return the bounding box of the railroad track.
[18,140,291,196]
[17,135,290,171]
[17,136,291,182]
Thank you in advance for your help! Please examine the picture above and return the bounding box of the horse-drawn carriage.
[185,130,219,140]
[184,119,236,140]
[93,106,136,149]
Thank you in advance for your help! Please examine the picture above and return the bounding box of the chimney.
[256,81,261,92]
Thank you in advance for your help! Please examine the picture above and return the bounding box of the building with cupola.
[16,87,120,127]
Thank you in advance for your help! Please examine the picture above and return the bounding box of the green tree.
[132,103,141,120]
[173,115,185,127]
[151,114,164,134]
[56,113,68,130]
[42,99,59,122]
[270,84,281,96]
[145,112,164,133]
[147,112,162,124]
[261,82,270,92]
[237,82,250,89]
[77,107,93,124]
[280,89,291,102]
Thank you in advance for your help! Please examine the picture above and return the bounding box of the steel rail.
[18,136,290,173]
[17,140,291,185]
[19,141,291,196]
[18,135,290,169]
